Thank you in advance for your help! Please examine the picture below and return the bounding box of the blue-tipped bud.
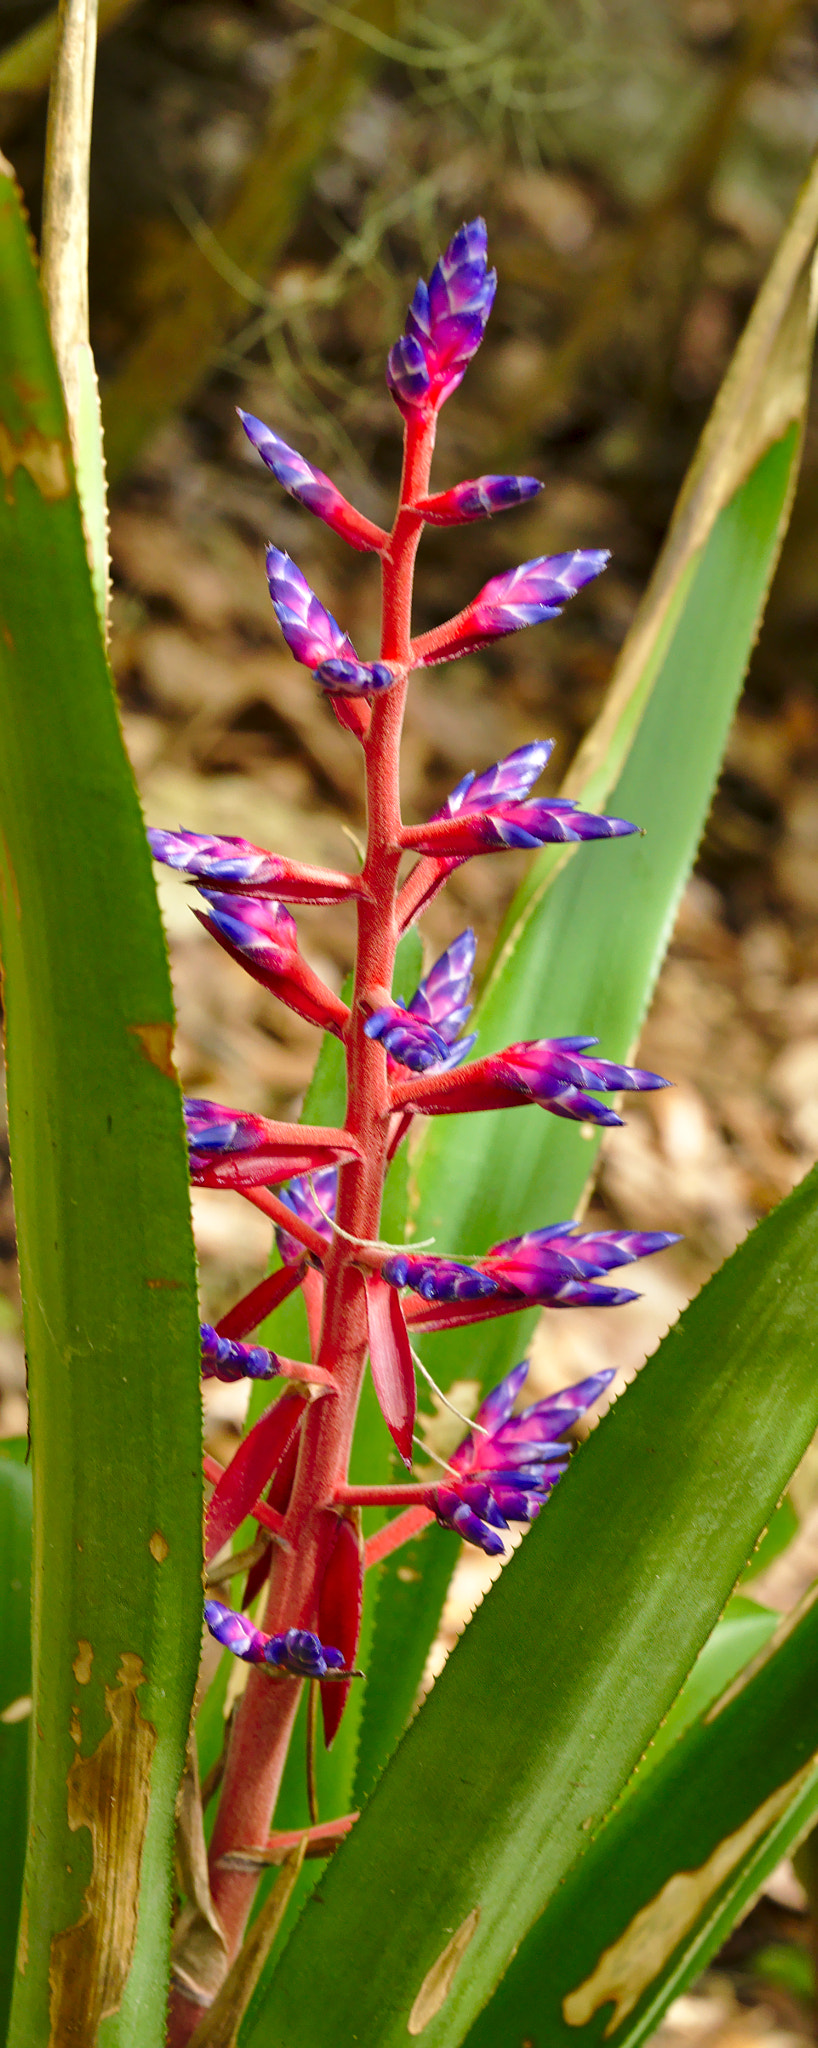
[416,475,543,525]
[200,1324,282,1383]
[314,657,396,697]
[386,218,496,414]
[382,1253,498,1303]
[239,411,386,552]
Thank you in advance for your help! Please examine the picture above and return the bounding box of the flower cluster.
[204,1600,350,1679]
[150,214,676,1914]
[364,927,477,1072]
[386,216,496,413]
[432,1360,615,1555]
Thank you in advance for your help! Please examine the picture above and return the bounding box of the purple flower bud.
[200,1323,282,1382]
[184,1097,360,1190]
[403,801,640,857]
[430,1358,616,1552]
[440,742,554,818]
[265,1629,348,1679]
[415,475,543,525]
[411,551,609,667]
[471,1224,676,1312]
[365,1003,452,1072]
[266,546,355,669]
[403,1218,675,1334]
[185,1098,269,1172]
[314,657,396,697]
[238,411,387,552]
[367,931,479,1074]
[503,1040,668,1109]
[381,1253,498,1303]
[194,892,349,1035]
[147,827,358,905]
[275,1165,337,1267]
[205,1599,268,1663]
[490,1225,681,1280]
[265,548,396,699]
[204,1600,351,1678]
[387,218,497,415]
[198,891,298,969]
[434,1485,507,1556]
[408,928,475,1046]
[392,1037,669,1127]
[386,334,430,410]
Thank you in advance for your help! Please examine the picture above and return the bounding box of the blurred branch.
[41,0,96,437]
[101,0,397,482]
[495,0,807,452]
[41,0,109,629]
[0,0,136,128]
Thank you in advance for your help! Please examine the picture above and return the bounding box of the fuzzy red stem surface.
[364,1502,436,1568]
[335,1483,435,1508]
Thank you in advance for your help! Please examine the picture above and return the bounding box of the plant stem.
[167,411,437,2042]
[335,1484,434,1508]
[364,1503,436,1569]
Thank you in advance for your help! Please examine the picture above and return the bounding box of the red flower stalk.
[162,218,672,2045]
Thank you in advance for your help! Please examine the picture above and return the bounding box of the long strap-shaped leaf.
[39,0,109,629]
[241,1160,818,2048]
[347,156,818,1806]
[414,150,818,1401]
[0,1446,32,2043]
[465,1584,818,2048]
[0,157,202,2048]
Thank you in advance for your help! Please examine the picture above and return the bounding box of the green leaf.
[353,1519,452,1808]
[740,1492,798,1582]
[0,1451,32,2044]
[0,157,202,2046]
[413,151,818,1402]
[241,1159,818,2048]
[74,336,109,632]
[629,1595,777,1787]
[415,425,802,1396]
[464,1586,818,2048]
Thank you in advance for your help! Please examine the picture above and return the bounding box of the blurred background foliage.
[4,2,818,2038]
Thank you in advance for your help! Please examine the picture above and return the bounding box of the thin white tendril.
[411,1435,459,1475]
[410,1348,489,1435]
[306,1177,435,1256]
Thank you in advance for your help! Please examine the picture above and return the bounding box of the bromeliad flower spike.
[157,218,675,2042]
